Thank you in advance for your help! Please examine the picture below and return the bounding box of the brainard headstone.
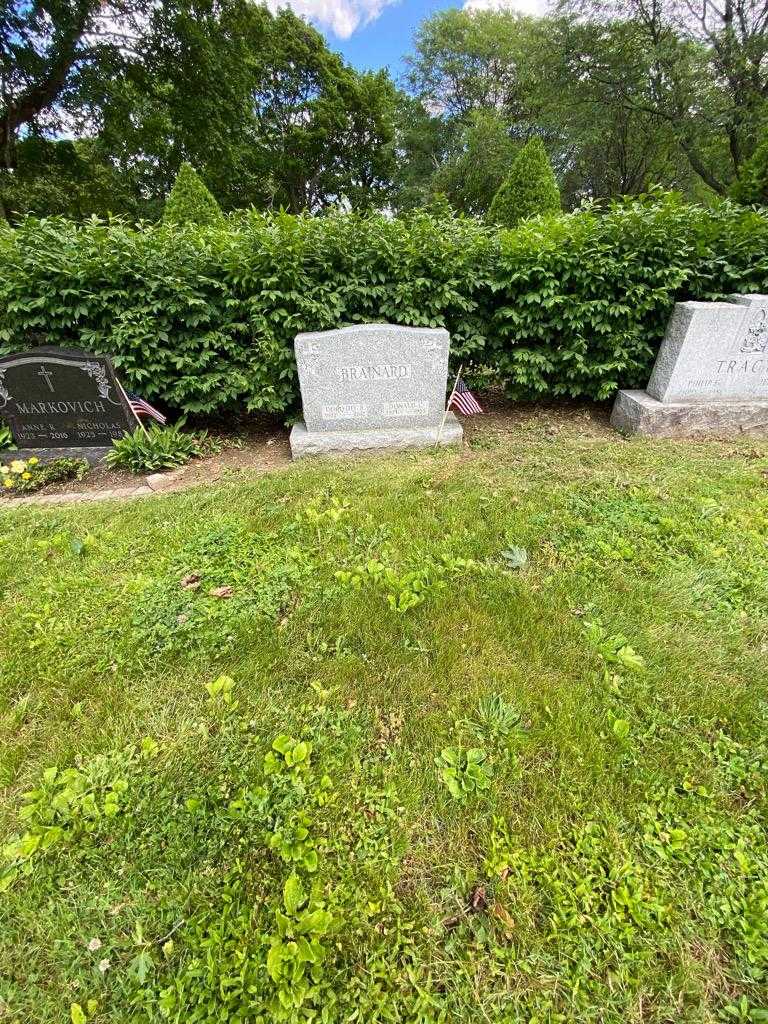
[611,294,768,437]
[289,324,463,458]
[0,347,135,462]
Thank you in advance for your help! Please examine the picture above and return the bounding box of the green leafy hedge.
[1,193,767,415]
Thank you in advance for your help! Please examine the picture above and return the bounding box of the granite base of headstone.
[289,324,463,458]
[3,445,113,466]
[611,294,768,438]
[0,347,136,464]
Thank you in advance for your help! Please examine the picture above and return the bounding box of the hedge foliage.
[1,193,768,416]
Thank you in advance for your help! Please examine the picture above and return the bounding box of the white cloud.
[265,0,396,39]
[263,0,549,42]
[463,0,549,14]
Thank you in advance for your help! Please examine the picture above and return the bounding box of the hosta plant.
[0,422,15,450]
[106,425,204,474]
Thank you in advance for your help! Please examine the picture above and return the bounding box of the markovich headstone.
[0,347,135,462]
[611,294,768,437]
[289,324,463,458]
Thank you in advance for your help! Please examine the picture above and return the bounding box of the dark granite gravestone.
[0,347,136,462]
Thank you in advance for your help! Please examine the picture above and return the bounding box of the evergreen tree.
[487,138,560,228]
[162,163,224,226]
[730,140,768,206]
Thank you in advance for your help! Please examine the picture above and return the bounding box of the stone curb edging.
[2,469,186,508]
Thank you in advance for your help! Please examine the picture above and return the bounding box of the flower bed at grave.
[0,456,89,495]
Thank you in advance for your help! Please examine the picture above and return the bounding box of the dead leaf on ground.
[209,585,234,599]
[180,573,201,590]
[441,911,464,931]
[442,882,491,931]
[469,883,488,912]
[277,594,299,627]
[491,901,515,939]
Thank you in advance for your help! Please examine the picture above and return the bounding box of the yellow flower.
[21,472,32,480]
[3,478,13,489]
[28,457,39,466]
[0,465,8,475]
[9,459,26,474]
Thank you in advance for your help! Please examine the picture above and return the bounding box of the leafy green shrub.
[162,162,224,227]
[487,137,560,228]
[1,195,768,409]
[106,424,204,473]
[730,140,768,206]
[1,455,88,495]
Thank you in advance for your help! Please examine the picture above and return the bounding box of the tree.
[730,138,768,204]
[558,0,768,193]
[406,7,539,120]
[163,162,223,225]
[0,137,137,222]
[403,9,570,212]
[430,110,518,215]
[403,2,768,207]
[487,138,561,227]
[1,0,399,220]
[99,0,274,213]
[402,6,674,210]
[390,94,453,213]
[112,1,398,213]
[246,11,396,212]
[0,0,148,217]
[332,70,398,212]
[538,16,697,204]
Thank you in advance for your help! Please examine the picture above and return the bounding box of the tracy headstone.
[289,323,463,458]
[0,346,136,462]
[611,293,768,437]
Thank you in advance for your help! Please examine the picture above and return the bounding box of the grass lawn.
[1,412,767,1023]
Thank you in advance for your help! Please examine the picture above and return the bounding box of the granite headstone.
[0,347,135,462]
[611,293,768,437]
[289,324,463,457]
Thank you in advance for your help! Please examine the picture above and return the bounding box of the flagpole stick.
[436,363,463,447]
[116,377,150,437]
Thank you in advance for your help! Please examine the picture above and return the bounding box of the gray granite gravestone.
[289,324,463,458]
[0,347,136,463]
[611,294,768,437]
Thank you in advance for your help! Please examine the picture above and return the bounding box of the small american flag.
[448,377,483,416]
[127,392,167,425]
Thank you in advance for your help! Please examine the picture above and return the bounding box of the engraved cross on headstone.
[38,365,55,392]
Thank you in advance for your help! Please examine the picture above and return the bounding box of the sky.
[265,0,550,81]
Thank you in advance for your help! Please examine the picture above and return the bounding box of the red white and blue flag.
[448,377,483,416]
[127,392,167,425]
